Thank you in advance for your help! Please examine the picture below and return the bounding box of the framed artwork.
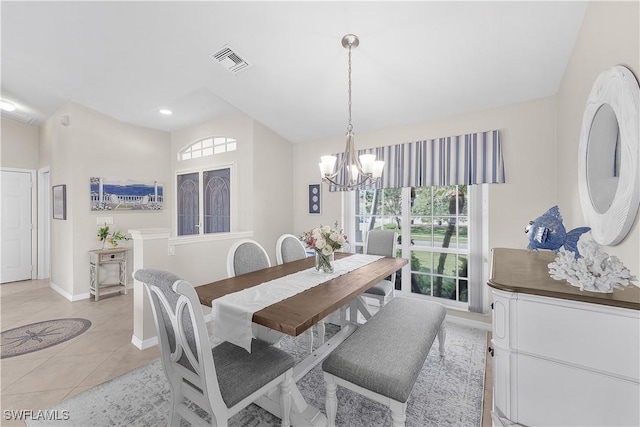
[308,184,321,214]
[90,177,164,211]
[52,185,66,220]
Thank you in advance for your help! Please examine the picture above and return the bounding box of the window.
[177,167,231,236]
[348,185,473,308]
[410,186,468,304]
[353,188,403,255]
[178,137,236,161]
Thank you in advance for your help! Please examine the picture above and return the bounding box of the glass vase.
[315,251,335,274]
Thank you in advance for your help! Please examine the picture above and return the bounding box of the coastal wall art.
[308,184,321,214]
[90,177,164,211]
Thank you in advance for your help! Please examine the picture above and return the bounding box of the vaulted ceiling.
[1,1,588,143]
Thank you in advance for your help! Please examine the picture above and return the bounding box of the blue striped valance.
[329,129,505,191]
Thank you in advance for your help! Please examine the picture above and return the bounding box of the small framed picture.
[308,184,321,215]
[52,185,67,220]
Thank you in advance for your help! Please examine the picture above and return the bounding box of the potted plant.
[97,225,130,249]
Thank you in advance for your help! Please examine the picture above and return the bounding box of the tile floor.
[1,279,493,427]
[0,279,159,427]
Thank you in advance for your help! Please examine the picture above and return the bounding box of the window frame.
[177,136,237,161]
[343,185,487,311]
[174,161,237,241]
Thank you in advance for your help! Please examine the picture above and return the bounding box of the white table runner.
[211,254,383,352]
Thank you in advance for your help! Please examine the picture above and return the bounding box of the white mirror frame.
[578,65,640,246]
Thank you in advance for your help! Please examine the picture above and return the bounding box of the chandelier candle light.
[319,34,384,189]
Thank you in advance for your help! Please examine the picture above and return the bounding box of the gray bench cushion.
[322,298,446,403]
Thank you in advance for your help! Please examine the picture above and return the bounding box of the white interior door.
[1,169,33,283]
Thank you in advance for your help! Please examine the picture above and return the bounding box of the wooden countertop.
[488,248,640,311]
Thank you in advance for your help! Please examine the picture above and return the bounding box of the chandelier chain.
[319,34,384,189]
[347,45,353,133]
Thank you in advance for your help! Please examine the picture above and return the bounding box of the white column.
[154,181,158,204]
[99,177,104,205]
[128,228,172,350]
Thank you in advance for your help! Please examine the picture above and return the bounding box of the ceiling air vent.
[1,109,35,125]
[210,45,251,74]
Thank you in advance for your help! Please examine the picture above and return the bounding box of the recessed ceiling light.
[0,99,16,112]
[159,109,172,115]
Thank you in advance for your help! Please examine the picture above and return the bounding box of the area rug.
[0,318,91,359]
[27,322,486,427]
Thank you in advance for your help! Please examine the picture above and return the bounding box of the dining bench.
[322,297,446,427]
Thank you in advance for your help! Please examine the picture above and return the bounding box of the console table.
[488,248,639,427]
[89,248,128,301]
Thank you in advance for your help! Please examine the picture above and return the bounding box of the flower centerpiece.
[302,222,348,273]
[98,225,130,249]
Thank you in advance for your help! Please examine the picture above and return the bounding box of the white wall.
[167,114,294,286]
[1,117,39,169]
[41,102,172,297]
[19,106,294,296]
[293,1,640,280]
[293,96,558,254]
[252,120,294,262]
[556,0,640,276]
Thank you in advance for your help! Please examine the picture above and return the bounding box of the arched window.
[178,137,237,161]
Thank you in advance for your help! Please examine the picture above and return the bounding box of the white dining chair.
[363,230,399,310]
[275,234,307,265]
[275,234,324,353]
[134,268,294,427]
[227,239,271,277]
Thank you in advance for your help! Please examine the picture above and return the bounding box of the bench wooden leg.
[324,373,338,427]
[389,400,407,427]
[438,322,446,357]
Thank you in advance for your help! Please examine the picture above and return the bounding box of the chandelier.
[319,34,384,189]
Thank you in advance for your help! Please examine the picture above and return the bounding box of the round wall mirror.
[578,65,640,246]
[586,103,620,213]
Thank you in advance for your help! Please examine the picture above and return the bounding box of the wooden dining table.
[196,252,408,426]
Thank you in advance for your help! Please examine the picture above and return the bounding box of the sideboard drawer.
[516,296,640,381]
[517,354,639,426]
[99,251,125,263]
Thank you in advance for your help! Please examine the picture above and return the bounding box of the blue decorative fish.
[525,206,590,258]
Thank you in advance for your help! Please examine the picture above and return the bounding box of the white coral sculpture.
[548,239,636,293]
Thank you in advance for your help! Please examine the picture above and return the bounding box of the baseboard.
[49,282,90,302]
[131,334,158,350]
[49,282,134,302]
[446,313,492,331]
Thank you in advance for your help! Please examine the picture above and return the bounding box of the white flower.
[301,222,348,255]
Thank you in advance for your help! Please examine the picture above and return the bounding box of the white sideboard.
[488,248,640,427]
